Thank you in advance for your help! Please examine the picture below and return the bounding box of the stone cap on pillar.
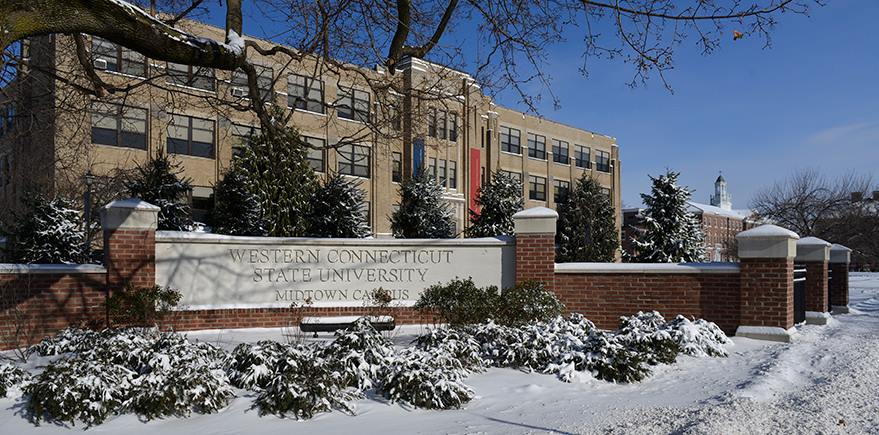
[736,224,799,259]
[829,244,852,264]
[795,236,831,262]
[101,199,160,231]
[513,207,558,235]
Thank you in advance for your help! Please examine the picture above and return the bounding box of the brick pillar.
[829,244,851,314]
[796,236,831,325]
[735,224,799,342]
[101,199,159,291]
[513,207,558,289]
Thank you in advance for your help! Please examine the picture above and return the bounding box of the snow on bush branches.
[13,311,731,426]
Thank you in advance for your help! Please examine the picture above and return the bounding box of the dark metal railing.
[793,263,807,323]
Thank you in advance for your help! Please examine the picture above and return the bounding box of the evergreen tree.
[390,170,455,238]
[466,171,523,237]
[556,173,619,262]
[6,194,86,264]
[632,170,706,263]
[210,167,268,236]
[305,172,370,238]
[235,126,317,237]
[125,152,193,231]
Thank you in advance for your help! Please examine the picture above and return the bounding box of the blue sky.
[478,0,879,208]
[207,0,878,209]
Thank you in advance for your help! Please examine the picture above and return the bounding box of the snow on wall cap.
[797,236,831,247]
[513,207,559,219]
[513,207,558,235]
[101,198,159,231]
[103,198,160,211]
[736,224,799,240]
[829,243,852,264]
[736,224,798,259]
[795,236,830,262]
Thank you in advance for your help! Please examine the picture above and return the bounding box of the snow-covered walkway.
[2,273,878,434]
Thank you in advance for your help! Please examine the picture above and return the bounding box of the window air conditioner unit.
[231,87,248,98]
[93,58,108,70]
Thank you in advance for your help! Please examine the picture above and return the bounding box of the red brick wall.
[104,229,155,290]
[804,261,829,312]
[166,306,434,331]
[0,271,107,350]
[516,233,555,289]
[739,258,794,329]
[555,272,742,334]
[829,263,849,307]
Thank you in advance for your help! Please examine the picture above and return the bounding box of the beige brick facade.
[0,20,621,239]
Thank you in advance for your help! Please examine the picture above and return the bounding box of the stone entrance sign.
[155,232,515,309]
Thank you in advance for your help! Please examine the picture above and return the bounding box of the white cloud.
[805,121,879,147]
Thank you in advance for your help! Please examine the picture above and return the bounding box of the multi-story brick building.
[0,20,621,239]
[622,175,757,261]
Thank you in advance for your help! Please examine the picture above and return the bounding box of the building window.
[438,159,447,187]
[428,108,437,137]
[167,62,215,91]
[553,179,570,203]
[500,170,523,184]
[167,114,215,158]
[500,126,521,154]
[552,139,570,164]
[91,37,145,77]
[303,136,325,172]
[527,133,546,160]
[230,123,260,157]
[480,167,486,186]
[596,150,611,172]
[337,87,370,123]
[574,145,591,169]
[231,65,274,102]
[480,126,485,148]
[392,152,402,182]
[288,74,324,113]
[90,102,148,150]
[387,101,402,131]
[529,175,546,201]
[437,110,448,140]
[0,104,15,138]
[428,157,437,178]
[449,113,458,142]
[448,161,457,189]
[337,143,370,177]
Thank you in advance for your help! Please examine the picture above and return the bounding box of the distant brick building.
[622,174,758,262]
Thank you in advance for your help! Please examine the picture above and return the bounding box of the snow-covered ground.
[3,273,878,434]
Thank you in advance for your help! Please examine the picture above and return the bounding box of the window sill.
[290,107,328,117]
[168,152,216,161]
[553,161,571,166]
[527,156,547,162]
[500,150,523,157]
[166,82,217,95]
[338,116,370,125]
[101,70,147,81]
[93,143,148,152]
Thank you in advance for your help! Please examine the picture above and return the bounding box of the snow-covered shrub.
[25,357,135,426]
[390,169,455,238]
[210,167,268,236]
[414,277,500,326]
[466,170,523,237]
[253,344,355,419]
[226,340,288,390]
[124,151,193,231]
[26,328,232,425]
[665,315,731,357]
[413,327,484,371]
[549,330,649,383]
[126,334,233,419]
[0,363,30,398]
[496,280,564,326]
[30,327,103,356]
[321,318,395,390]
[5,194,86,264]
[464,320,522,367]
[378,347,474,409]
[305,172,371,238]
[617,311,679,365]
